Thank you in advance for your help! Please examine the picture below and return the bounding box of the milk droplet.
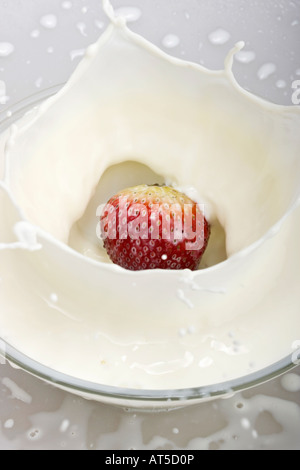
[70,48,86,61]
[172,427,180,434]
[50,293,58,303]
[4,419,14,429]
[35,77,43,89]
[47,46,54,54]
[281,373,300,392]
[0,42,15,57]
[81,6,88,14]
[276,79,287,89]
[62,1,72,9]
[2,377,32,404]
[114,7,142,23]
[60,419,70,432]
[179,328,187,337]
[257,63,277,80]
[30,29,40,39]
[162,34,180,49]
[199,357,213,368]
[77,22,87,37]
[208,29,231,45]
[235,50,256,64]
[241,418,251,430]
[95,19,104,30]
[291,19,299,26]
[40,14,58,29]
[296,68,300,76]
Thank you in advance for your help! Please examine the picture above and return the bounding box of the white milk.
[0,1,299,397]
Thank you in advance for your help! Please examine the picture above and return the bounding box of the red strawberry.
[100,185,210,271]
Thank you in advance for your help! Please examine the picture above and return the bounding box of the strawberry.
[100,185,210,271]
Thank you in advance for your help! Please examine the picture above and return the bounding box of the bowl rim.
[0,340,297,404]
[0,86,298,405]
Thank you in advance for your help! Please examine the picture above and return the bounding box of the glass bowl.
[0,0,299,409]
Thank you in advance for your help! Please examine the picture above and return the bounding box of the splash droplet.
[70,48,86,61]
[281,373,300,392]
[62,1,72,9]
[199,357,213,368]
[50,293,58,303]
[40,14,58,29]
[4,419,14,429]
[35,77,43,89]
[30,30,40,39]
[241,418,251,430]
[76,22,87,37]
[257,63,277,80]
[60,419,70,432]
[235,50,256,64]
[276,79,286,89]
[0,42,15,58]
[208,29,231,45]
[95,19,104,30]
[114,7,142,23]
[162,34,180,49]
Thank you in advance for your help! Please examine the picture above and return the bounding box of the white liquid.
[70,48,86,61]
[162,34,180,49]
[76,22,87,37]
[95,19,104,30]
[276,80,286,89]
[235,50,256,64]
[114,7,142,23]
[30,30,40,39]
[281,373,300,392]
[2,378,32,404]
[1,366,298,450]
[61,1,72,10]
[0,42,14,57]
[208,29,231,45]
[40,15,58,30]
[257,62,277,80]
[4,419,14,429]
[35,77,43,89]
[0,1,300,400]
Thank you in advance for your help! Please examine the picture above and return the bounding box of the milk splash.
[0,0,299,406]
[0,362,299,449]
